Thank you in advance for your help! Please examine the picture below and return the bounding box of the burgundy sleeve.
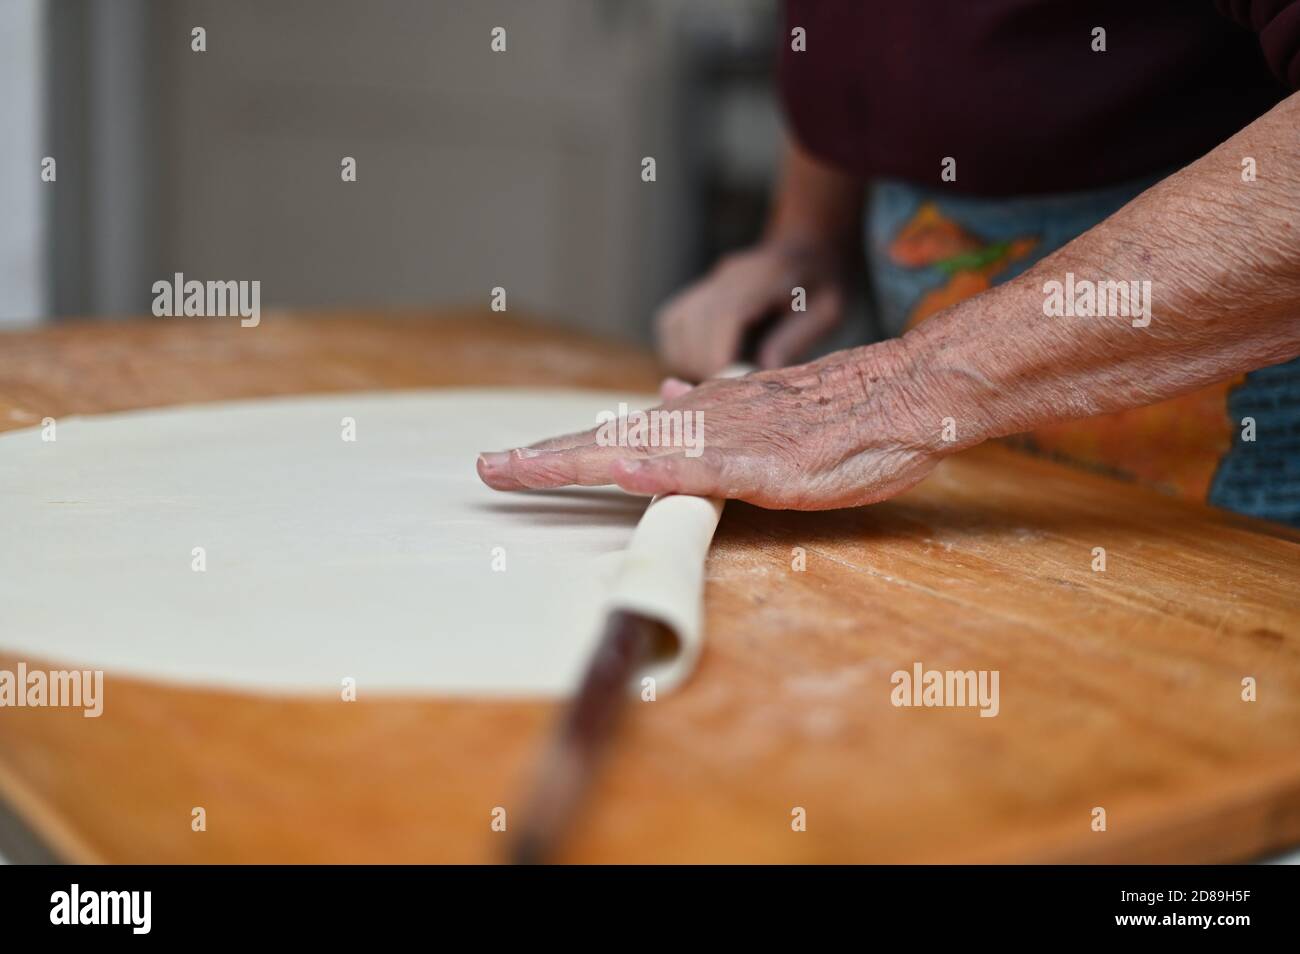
[1217,0,1300,88]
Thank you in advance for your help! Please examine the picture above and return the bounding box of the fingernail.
[513,447,542,459]
[620,460,643,474]
[478,452,510,469]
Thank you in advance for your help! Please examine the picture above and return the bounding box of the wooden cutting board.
[1,309,1297,863]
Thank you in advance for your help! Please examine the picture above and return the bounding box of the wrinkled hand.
[477,340,953,510]
[655,241,846,381]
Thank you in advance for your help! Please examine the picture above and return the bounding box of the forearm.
[764,138,864,255]
[900,92,1300,450]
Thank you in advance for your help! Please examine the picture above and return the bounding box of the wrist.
[828,336,970,462]
[761,221,845,267]
[893,289,1030,455]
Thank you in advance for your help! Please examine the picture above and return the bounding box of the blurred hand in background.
[655,141,863,380]
[654,239,845,380]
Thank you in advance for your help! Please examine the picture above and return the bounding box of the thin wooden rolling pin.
[510,365,749,863]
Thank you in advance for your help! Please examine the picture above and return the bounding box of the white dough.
[0,389,720,698]
[607,493,723,690]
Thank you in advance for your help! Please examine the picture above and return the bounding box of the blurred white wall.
[28,0,783,341]
[151,0,709,340]
[0,0,45,326]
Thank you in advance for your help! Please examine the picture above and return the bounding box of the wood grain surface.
[0,309,1297,863]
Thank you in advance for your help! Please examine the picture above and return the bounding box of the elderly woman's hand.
[477,338,956,510]
[479,92,1300,512]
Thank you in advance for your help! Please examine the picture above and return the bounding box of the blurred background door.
[0,0,45,327]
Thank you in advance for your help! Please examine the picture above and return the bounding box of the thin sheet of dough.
[0,389,671,698]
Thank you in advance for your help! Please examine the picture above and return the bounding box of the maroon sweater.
[780,1,1298,195]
